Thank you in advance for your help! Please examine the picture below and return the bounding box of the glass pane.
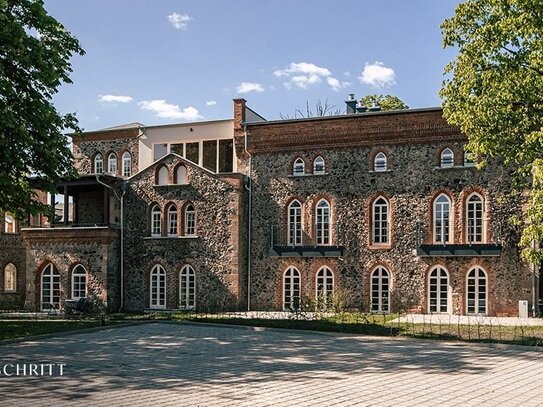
[186,142,199,164]
[154,144,168,161]
[218,139,234,173]
[171,143,184,156]
[203,140,217,172]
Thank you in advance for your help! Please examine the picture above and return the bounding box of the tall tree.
[0,0,84,219]
[440,0,543,262]
[359,94,409,111]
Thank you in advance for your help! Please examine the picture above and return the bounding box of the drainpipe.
[532,239,537,317]
[96,175,126,312]
[244,124,252,312]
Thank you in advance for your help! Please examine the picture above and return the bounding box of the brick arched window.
[428,266,450,314]
[4,263,16,292]
[466,266,487,315]
[179,265,196,309]
[374,152,387,172]
[316,266,334,310]
[122,152,132,177]
[150,204,162,237]
[94,153,104,174]
[433,193,452,244]
[71,264,87,300]
[466,193,484,243]
[313,156,325,175]
[293,158,305,176]
[287,200,302,246]
[156,165,169,185]
[150,265,166,309]
[184,203,196,236]
[372,196,389,244]
[283,266,301,310]
[167,204,178,237]
[41,263,61,311]
[440,148,454,168]
[370,266,390,313]
[315,199,330,245]
[107,152,117,174]
[175,165,188,185]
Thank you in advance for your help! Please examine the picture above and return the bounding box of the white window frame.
[71,264,87,300]
[293,158,305,176]
[374,152,387,172]
[122,152,132,177]
[466,266,488,315]
[184,204,196,236]
[157,166,169,185]
[150,265,166,309]
[434,194,452,244]
[370,266,390,313]
[94,153,104,174]
[167,205,178,237]
[287,200,302,246]
[41,263,61,311]
[313,156,325,175]
[283,267,301,310]
[466,193,484,243]
[464,151,475,167]
[151,205,161,237]
[107,153,117,174]
[440,148,454,168]
[4,263,16,292]
[372,197,389,244]
[316,266,334,310]
[179,265,196,309]
[428,266,450,314]
[315,199,330,245]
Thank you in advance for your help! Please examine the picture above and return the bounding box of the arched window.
[167,204,178,237]
[372,197,389,244]
[315,199,330,245]
[157,166,169,185]
[107,152,117,174]
[150,265,166,309]
[466,193,484,243]
[371,266,390,313]
[313,156,325,175]
[179,265,196,309]
[293,158,305,176]
[466,267,487,315]
[122,152,132,177]
[4,263,16,292]
[94,153,104,174]
[175,165,188,184]
[287,200,302,246]
[434,194,451,243]
[151,204,161,237]
[374,152,387,172]
[283,267,301,310]
[71,264,87,300]
[316,267,334,310]
[428,266,450,314]
[41,263,61,311]
[440,148,454,168]
[464,151,475,167]
[184,204,196,236]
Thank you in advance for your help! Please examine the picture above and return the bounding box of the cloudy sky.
[44,0,461,130]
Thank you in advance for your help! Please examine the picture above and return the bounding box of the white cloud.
[98,94,133,103]
[236,82,265,94]
[359,62,396,88]
[206,100,217,106]
[167,12,192,30]
[138,100,203,121]
[273,62,347,91]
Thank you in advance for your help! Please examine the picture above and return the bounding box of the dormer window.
[107,153,117,174]
[440,148,454,168]
[374,152,387,172]
[94,153,104,174]
[293,158,305,176]
[313,156,325,175]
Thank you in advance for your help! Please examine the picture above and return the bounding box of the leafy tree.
[0,0,84,219]
[440,0,543,263]
[359,94,409,111]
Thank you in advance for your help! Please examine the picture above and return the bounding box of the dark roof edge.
[244,107,444,126]
[141,118,233,130]
[245,106,267,122]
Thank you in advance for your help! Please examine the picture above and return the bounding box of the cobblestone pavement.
[0,322,542,406]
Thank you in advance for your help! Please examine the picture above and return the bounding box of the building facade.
[0,97,537,316]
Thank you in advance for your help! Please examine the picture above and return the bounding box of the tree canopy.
[440,0,543,263]
[0,0,84,219]
[359,94,409,111]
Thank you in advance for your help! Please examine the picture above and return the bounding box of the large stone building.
[0,96,538,316]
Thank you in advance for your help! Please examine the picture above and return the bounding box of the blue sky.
[44,0,461,131]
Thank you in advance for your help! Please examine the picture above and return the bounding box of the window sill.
[2,291,17,294]
[144,236,198,240]
[369,244,392,250]
[369,169,392,174]
[434,165,475,170]
[288,172,330,178]
[153,183,190,187]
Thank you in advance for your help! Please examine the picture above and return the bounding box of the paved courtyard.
[0,322,542,406]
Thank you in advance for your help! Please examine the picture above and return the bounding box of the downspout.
[244,123,252,312]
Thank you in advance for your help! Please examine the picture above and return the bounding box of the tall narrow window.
[94,153,104,174]
[440,148,454,168]
[315,199,330,245]
[176,165,188,184]
[151,204,161,237]
[179,265,196,309]
[313,156,325,175]
[428,266,450,314]
[150,265,166,309]
[293,158,305,176]
[374,152,387,172]
[466,267,487,315]
[464,151,475,167]
[107,153,117,174]
[434,194,451,243]
[71,265,87,300]
[287,200,302,246]
[466,193,484,243]
[316,267,334,310]
[184,204,196,236]
[218,139,234,173]
[283,267,301,310]
[167,205,178,237]
[372,197,389,244]
[4,263,16,292]
[371,266,390,313]
[41,263,61,311]
[122,152,132,177]
[186,142,199,164]
[203,140,218,172]
[157,166,169,185]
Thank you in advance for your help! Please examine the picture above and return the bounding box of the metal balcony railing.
[269,223,344,257]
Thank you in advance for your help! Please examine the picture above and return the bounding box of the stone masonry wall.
[0,233,26,309]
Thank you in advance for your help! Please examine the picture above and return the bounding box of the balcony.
[269,224,345,257]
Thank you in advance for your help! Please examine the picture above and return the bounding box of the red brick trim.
[90,151,104,173]
[427,189,456,244]
[366,261,395,312]
[289,155,306,175]
[172,163,188,184]
[369,147,392,171]
[180,201,197,237]
[459,187,491,244]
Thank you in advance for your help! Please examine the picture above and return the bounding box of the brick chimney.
[345,94,357,114]
[233,98,247,138]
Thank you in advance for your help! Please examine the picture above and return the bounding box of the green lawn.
[0,320,103,341]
